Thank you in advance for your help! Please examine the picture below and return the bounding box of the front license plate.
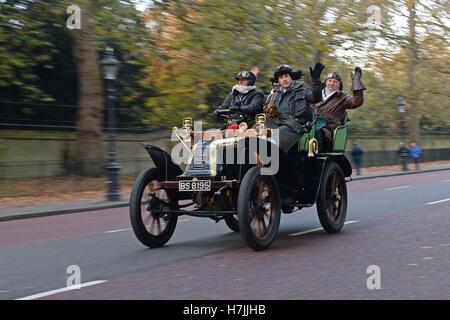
[178,180,211,192]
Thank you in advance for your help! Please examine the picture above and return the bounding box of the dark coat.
[267,79,322,134]
[398,146,410,159]
[351,145,363,162]
[218,88,264,118]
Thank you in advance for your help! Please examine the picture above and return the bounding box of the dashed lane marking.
[104,228,131,234]
[289,220,358,237]
[385,185,411,191]
[425,198,450,205]
[15,280,108,300]
[104,219,192,234]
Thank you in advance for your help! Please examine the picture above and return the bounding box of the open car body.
[130,111,352,251]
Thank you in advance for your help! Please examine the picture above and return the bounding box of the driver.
[263,63,324,153]
[213,69,264,121]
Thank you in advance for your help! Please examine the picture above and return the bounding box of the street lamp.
[101,47,121,201]
[396,96,407,142]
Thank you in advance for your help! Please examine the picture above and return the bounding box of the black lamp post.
[396,96,407,142]
[101,47,121,201]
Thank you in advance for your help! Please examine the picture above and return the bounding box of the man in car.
[313,68,365,151]
[213,69,264,122]
[263,63,324,153]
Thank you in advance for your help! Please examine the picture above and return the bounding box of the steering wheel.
[216,109,246,122]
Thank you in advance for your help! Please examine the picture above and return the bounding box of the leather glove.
[212,109,221,121]
[264,102,278,118]
[351,67,366,91]
[352,67,362,79]
[309,62,325,81]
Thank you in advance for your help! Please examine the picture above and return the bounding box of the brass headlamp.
[254,113,267,136]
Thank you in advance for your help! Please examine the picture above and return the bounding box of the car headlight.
[255,113,267,125]
[179,127,191,139]
[239,122,248,133]
[182,117,193,128]
[254,123,266,136]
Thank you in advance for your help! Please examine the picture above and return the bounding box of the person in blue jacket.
[410,142,422,170]
[351,142,364,175]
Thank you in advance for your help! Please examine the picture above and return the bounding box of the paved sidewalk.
[351,162,450,180]
[1,162,449,222]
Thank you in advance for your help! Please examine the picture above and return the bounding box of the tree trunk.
[312,1,324,63]
[406,0,420,144]
[71,2,105,176]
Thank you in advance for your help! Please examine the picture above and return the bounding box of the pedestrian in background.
[351,142,364,175]
[398,142,410,171]
[410,142,422,171]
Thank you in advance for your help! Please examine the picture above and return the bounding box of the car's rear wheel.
[316,162,347,233]
[238,166,281,251]
[130,168,178,248]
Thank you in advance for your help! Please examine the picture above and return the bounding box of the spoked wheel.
[238,166,281,251]
[224,214,240,232]
[316,162,347,233]
[130,168,178,248]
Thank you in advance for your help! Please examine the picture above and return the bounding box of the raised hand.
[351,67,366,91]
[309,62,325,81]
[352,67,362,79]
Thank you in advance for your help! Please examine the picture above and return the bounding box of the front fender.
[328,154,352,177]
[304,155,352,204]
[140,144,182,180]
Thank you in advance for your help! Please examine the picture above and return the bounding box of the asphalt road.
[1,170,449,300]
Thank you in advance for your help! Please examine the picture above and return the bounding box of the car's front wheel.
[130,168,178,248]
[238,166,281,251]
[224,214,240,232]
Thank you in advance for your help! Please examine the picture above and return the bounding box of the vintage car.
[129,109,352,251]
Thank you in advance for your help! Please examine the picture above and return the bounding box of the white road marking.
[425,198,450,205]
[289,220,358,237]
[406,264,418,266]
[104,228,131,234]
[0,291,10,294]
[104,218,192,234]
[385,185,411,191]
[421,246,433,249]
[15,280,107,300]
[442,179,450,182]
[422,257,434,260]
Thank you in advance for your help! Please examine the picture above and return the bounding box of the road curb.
[0,201,129,222]
[1,166,449,222]
[350,166,450,181]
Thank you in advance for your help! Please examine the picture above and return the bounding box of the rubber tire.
[130,168,178,248]
[316,162,347,233]
[238,166,281,251]
[224,214,240,232]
